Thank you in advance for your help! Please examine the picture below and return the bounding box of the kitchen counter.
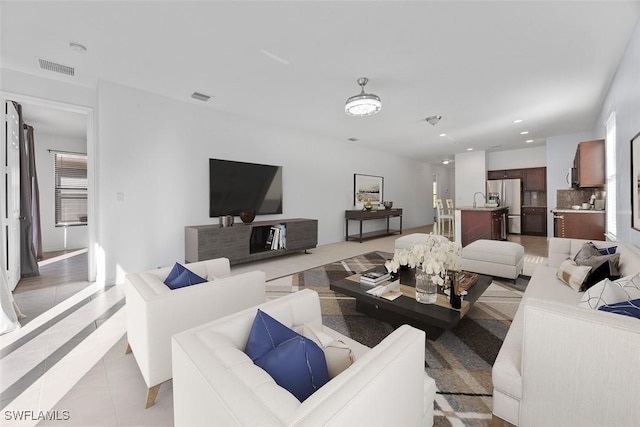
[456,206,508,212]
[552,208,605,214]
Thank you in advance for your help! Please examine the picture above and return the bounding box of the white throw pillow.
[579,279,629,309]
[579,273,640,309]
[556,259,591,291]
[299,323,355,379]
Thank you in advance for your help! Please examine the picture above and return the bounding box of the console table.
[345,208,403,242]
[185,218,317,265]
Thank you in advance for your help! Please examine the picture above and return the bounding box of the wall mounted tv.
[209,158,283,217]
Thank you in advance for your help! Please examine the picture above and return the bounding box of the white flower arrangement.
[385,233,462,287]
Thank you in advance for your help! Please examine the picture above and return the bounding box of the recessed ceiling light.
[525,139,534,143]
[520,131,529,135]
[439,133,447,137]
[191,92,212,102]
[513,119,523,124]
[442,160,450,165]
[69,42,87,53]
[467,148,473,151]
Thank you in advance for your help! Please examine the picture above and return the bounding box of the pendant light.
[345,77,382,117]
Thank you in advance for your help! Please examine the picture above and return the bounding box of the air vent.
[191,92,212,102]
[38,59,75,76]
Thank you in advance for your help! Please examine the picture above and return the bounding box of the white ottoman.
[461,239,524,280]
[395,233,449,251]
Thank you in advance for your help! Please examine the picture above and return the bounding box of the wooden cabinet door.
[522,207,547,236]
[562,213,605,240]
[504,169,523,179]
[523,167,546,191]
[488,170,505,180]
[576,140,605,187]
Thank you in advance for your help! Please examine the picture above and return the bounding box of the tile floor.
[0,226,548,426]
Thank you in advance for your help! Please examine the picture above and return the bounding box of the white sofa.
[492,238,640,426]
[125,257,266,408]
[172,289,437,426]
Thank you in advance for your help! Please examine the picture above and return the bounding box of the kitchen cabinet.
[459,207,508,247]
[522,207,547,236]
[523,167,546,191]
[573,139,605,187]
[553,211,605,240]
[488,169,523,180]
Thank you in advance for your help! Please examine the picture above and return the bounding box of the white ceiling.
[2,1,639,164]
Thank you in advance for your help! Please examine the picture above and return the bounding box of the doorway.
[1,93,95,306]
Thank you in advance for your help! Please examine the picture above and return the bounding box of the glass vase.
[415,267,438,304]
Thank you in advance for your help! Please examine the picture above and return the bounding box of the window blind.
[54,152,87,226]
[605,112,616,240]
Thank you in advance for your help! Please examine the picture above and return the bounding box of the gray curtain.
[14,102,41,277]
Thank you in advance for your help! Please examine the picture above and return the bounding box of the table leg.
[346,218,349,241]
[359,220,363,243]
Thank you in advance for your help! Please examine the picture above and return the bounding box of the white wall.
[593,20,640,245]
[454,150,487,206]
[487,146,547,170]
[97,81,434,284]
[33,132,88,251]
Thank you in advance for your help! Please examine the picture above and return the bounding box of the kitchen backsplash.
[556,189,605,209]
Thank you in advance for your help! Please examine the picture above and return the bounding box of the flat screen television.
[209,158,283,217]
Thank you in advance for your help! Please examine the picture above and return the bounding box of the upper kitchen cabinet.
[523,167,546,191]
[572,139,605,188]
[488,169,523,180]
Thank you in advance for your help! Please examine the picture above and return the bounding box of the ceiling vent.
[191,92,212,102]
[38,59,75,76]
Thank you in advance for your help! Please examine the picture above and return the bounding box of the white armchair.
[125,257,266,408]
[172,289,436,426]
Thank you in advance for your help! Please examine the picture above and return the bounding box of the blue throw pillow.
[245,309,329,401]
[164,262,206,290]
[598,298,640,319]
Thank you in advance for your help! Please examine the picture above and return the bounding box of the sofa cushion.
[588,241,617,255]
[556,259,591,291]
[164,263,207,289]
[299,323,355,379]
[598,298,640,319]
[574,243,621,291]
[245,309,329,402]
[579,278,632,309]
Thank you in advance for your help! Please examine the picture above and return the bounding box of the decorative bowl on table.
[239,210,256,223]
[571,205,581,210]
[383,201,393,209]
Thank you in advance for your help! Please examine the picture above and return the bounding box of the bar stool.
[435,199,454,239]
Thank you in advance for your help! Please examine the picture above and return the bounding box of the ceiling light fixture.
[513,119,523,124]
[467,148,473,151]
[442,160,450,165]
[426,115,442,126]
[526,139,534,143]
[439,133,447,137]
[520,131,529,135]
[345,77,381,116]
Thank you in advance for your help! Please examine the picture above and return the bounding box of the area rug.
[270,251,526,426]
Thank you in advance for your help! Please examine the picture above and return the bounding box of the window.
[54,152,87,226]
[605,112,616,240]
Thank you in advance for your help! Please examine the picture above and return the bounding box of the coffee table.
[330,267,492,340]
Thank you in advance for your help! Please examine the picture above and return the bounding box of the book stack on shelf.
[265,224,287,250]
[359,270,391,286]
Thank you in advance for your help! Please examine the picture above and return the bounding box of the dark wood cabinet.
[553,212,605,240]
[460,207,507,246]
[523,167,546,191]
[522,207,547,236]
[185,218,318,265]
[488,169,523,180]
[573,139,605,187]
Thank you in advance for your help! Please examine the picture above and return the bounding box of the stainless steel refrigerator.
[486,179,522,234]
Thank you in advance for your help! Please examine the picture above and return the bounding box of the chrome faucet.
[473,192,486,208]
